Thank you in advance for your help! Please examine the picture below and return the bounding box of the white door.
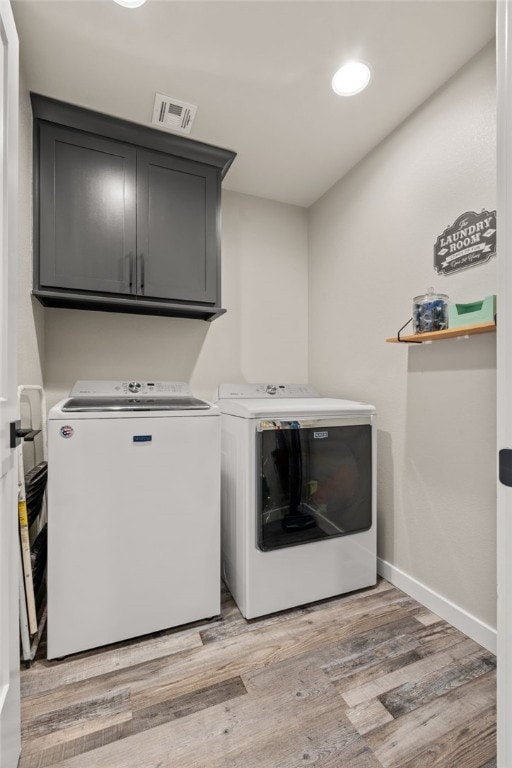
[498,1,512,764]
[0,1,19,766]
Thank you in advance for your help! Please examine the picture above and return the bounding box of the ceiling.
[12,0,496,207]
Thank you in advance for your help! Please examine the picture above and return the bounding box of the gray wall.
[308,43,497,628]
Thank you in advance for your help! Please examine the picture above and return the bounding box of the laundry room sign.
[434,209,496,275]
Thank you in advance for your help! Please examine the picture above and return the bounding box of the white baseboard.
[377,557,497,655]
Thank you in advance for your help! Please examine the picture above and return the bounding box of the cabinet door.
[136,150,219,303]
[38,124,137,294]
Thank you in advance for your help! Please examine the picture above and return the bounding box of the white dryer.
[216,383,376,619]
[47,380,220,658]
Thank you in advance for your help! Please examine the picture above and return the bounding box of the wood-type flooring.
[19,578,496,767]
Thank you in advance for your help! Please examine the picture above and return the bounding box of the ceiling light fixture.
[113,0,147,8]
[332,61,372,97]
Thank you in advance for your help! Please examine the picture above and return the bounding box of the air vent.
[151,93,197,135]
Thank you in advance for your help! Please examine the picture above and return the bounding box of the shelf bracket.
[397,318,422,343]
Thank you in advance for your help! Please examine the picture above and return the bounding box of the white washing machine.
[47,380,220,658]
[216,383,376,619]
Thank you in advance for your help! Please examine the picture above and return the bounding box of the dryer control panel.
[216,383,320,399]
[69,381,194,398]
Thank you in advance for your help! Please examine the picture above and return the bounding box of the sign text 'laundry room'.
[434,209,496,275]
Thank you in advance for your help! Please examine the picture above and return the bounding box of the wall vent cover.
[151,93,197,135]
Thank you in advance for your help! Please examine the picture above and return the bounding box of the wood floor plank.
[342,637,483,708]
[19,713,131,764]
[22,688,131,741]
[241,614,421,695]
[21,627,204,698]
[20,677,248,768]
[396,703,496,768]
[414,610,442,627]
[217,707,384,768]
[363,671,496,768]
[241,617,440,721]
[131,676,247,730]
[345,698,394,735]
[330,621,469,695]
[19,721,129,768]
[378,647,496,718]
[201,579,400,644]
[323,619,461,680]
[321,615,434,681]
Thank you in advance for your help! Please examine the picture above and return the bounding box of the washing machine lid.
[60,381,212,412]
[61,396,210,412]
[215,383,375,418]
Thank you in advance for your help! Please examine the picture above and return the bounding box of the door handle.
[140,253,145,294]
[128,253,135,292]
[499,449,512,487]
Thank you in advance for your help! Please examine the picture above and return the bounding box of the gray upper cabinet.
[136,150,218,304]
[31,94,236,321]
[39,124,137,295]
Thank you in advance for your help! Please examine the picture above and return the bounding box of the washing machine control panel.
[70,381,194,398]
[217,383,320,399]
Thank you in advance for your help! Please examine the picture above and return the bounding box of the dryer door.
[257,417,372,551]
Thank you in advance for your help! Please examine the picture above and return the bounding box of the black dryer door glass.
[258,423,372,551]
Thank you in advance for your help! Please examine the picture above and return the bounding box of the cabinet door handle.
[140,253,145,294]
[128,253,134,291]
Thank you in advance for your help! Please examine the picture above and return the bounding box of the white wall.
[309,43,497,631]
[18,75,44,388]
